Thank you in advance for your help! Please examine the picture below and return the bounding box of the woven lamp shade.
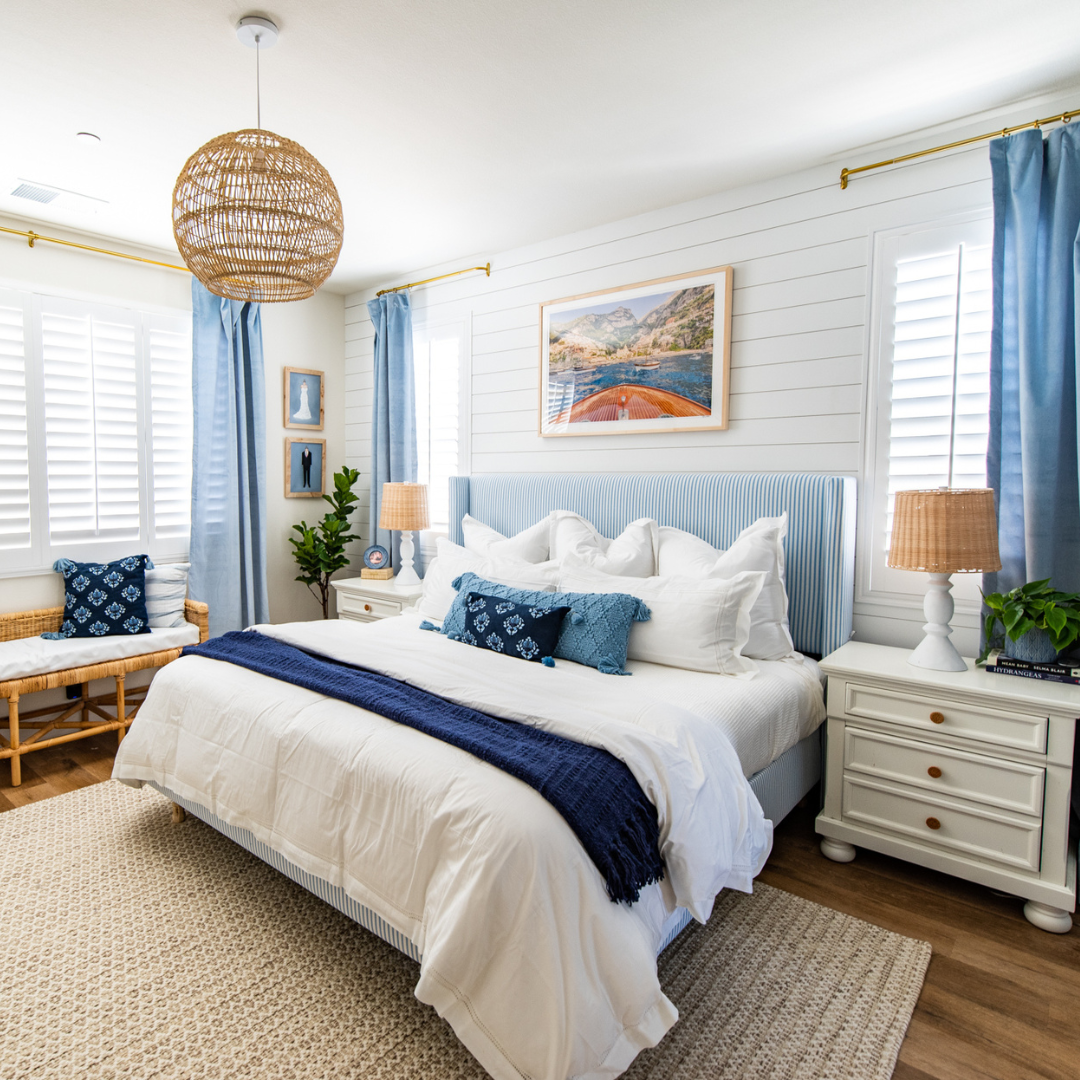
[379,483,430,532]
[172,129,343,303]
[888,488,1002,573]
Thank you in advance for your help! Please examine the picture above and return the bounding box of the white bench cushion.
[0,623,200,683]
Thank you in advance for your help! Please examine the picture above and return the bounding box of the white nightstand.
[815,641,1078,933]
[332,576,423,623]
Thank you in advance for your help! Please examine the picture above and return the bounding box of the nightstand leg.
[1023,901,1073,934]
[820,838,857,863]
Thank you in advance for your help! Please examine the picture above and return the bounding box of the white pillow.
[145,563,190,629]
[461,513,552,563]
[557,559,765,675]
[549,512,658,577]
[417,538,559,622]
[656,514,794,661]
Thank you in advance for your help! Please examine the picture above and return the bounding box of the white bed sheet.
[618,653,825,779]
[112,614,818,1080]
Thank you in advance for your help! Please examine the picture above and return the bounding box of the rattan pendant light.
[172,16,343,303]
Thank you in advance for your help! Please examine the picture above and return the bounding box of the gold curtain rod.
[376,262,490,297]
[0,224,189,272]
[840,106,1078,189]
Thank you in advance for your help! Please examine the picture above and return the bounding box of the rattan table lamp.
[379,483,430,588]
[888,488,1001,671]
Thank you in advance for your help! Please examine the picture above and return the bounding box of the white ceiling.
[3,0,1080,294]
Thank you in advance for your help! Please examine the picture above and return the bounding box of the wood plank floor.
[2,746,1076,1079]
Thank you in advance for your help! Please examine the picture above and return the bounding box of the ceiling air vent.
[11,181,60,204]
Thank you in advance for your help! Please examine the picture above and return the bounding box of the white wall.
[0,217,346,743]
[261,291,347,623]
[0,215,193,614]
[0,214,347,621]
[342,100,1080,658]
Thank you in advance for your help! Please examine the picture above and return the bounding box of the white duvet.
[112,614,793,1080]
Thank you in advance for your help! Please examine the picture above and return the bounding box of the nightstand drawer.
[841,682,1048,754]
[843,728,1045,816]
[842,775,1042,872]
[336,593,405,620]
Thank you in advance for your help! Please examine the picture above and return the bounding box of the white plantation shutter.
[40,302,140,541]
[0,295,30,550]
[886,241,992,537]
[866,215,993,603]
[0,288,193,574]
[414,326,466,532]
[148,316,193,538]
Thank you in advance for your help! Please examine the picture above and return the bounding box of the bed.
[113,470,855,1080]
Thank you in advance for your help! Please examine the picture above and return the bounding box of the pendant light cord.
[256,35,261,129]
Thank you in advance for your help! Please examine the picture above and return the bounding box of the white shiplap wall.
[345,142,996,652]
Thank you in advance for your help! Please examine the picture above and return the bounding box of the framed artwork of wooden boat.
[538,266,732,437]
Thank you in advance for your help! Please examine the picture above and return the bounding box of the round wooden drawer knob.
[926,817,942,830]
[364,603,372,612]
[927,766,942,778]
[929,711,945,724]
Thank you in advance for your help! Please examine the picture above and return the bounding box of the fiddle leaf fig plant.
[978,578,1080,664]
[290,465,361,619]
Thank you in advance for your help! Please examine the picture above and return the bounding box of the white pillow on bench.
[146,563,190,628]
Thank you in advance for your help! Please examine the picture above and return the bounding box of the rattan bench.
[0,600,209,787]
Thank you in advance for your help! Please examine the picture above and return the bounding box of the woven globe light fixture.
[172,16,343,303]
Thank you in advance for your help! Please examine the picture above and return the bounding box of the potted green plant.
[978,579,1080,665]
[290,465,361,619]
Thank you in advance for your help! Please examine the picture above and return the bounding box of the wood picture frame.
[538,266,733,437]
[283,366,325,430]
[285,437,326,498]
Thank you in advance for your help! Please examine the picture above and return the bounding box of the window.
[0,286,192,574]
[862,215,993,609]
[413,320,469,541]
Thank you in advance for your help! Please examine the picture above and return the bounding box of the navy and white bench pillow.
[45,555,154,638]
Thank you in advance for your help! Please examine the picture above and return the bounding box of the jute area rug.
[0,782,930,1080]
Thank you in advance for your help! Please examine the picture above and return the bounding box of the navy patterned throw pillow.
[44,556,154,639]
[459,592,570,665]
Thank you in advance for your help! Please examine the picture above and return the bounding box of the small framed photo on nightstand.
[284,367,325,430]
[285,437,326,497]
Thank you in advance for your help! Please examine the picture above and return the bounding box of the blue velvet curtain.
[368,292,419,571]
[189,280,270,636]
[985,124,1080,597]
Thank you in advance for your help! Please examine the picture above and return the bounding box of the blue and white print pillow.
[459,592,570,665]
[45,555,154,639]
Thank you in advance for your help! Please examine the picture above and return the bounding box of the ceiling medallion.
[172,16,343,303]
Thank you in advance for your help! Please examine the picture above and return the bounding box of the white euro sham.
[549,511,658,577]
[657,515,795,661]
[461,513,552,563]
[557,559,765,675]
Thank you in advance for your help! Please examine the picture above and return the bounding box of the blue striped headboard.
[448,472,856,659]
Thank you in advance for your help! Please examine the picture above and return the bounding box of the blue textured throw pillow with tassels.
[436,572,650,675]
[43,556,154,639]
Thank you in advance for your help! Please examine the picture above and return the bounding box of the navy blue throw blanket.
[184,631,664,904]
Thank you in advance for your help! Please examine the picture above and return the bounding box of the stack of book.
[984,650,1080,685]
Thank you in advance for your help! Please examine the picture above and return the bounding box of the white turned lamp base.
[395,530,421,587]
[820,838,857,863]
[908,572,968,672]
